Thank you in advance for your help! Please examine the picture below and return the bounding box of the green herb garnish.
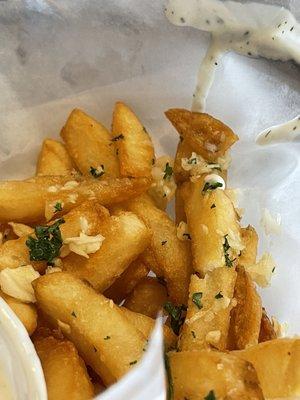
[54,202,62,213]
[192,292,203,309]
[204,390,216,400]
[161,240,167,246]
[210,203,216,209]
[164,302,187,335]
[188,158,197,165]
[26,219,65,265]
[223,235,235,267]
[203,181,223,192]
[191,330,196,338]
[163,163,173,180]
[129,360,137,366]
[104,336,111,340]
[112,134,124,141]
[90,165,104,178]
[71,311,77,317]
[215,292,223,299]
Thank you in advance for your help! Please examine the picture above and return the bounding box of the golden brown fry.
[228,267,262,350]
[0,290,37,335]
[8,222,33,238]
[239,225,258,267]
[173,140,193,183]
[165,109,238,162]
[104,258,149,304]
[63,211,151,292]
[36,139,75,176]
[61,109,119,177]
[120,307,177,351]
[125,195,192,305]
[0,174,150,223]
[35,336,94,400]
[179,270,236,351]
[0,201,106,273]
[169,350,263,400]
[181,177,241,275]
[33,272,146,386]
[112,102,154,178]
[123,277,168,319]
[259,308,277,343]
[236,338,300,398]
[175,185,186,225]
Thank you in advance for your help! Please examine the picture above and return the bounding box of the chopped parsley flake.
[215,292,223,299]
[204,390,216,400]
[26,219,65,265]
[223,235,235,268]
[183,233,191,240]
[93,346,97,353]
[129,360,137,366]
[164,302,187,335]
[104,336,111,340]
[90,165,105,178]
[112,134,124,141]
[161,240,167,246]
[202,181,223,192]
[163,163,173,180]
[188,158,197,165]
[71,311,77,317]
[272,267,275,273]
[192,292,203,309]
[191,330,196,338]
[54,202,62,213]
[210,203,216,209]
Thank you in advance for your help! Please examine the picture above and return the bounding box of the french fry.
[0,201,106,272]
[61,109,119,178]
[181,177,241,275]
[104,258,149,304]
[173,140,194,183]
[123,277,168,319]
[33,272,146,386]
[36,139,75,176]
[165,109,238,162]
[120,307,177,351]
[228,267,262,350]
[259,308,277,343]
[140,247,165,278]
[0,290,37,335]
[168,350,263,400]
[236,338,300,398]
[239,225,258,267]
[125,195,192,305]
[179,270,236,351]
[35,336,94,400]
[0,175,150,223]
[175,185,186,224]
[112,102,154,178]
[63,211,151,292]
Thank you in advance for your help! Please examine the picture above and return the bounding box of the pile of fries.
[0,102,299,399]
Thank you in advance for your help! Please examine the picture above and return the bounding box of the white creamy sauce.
[0,367,13,400]
[256,114,300,145]
[166,0,300,111]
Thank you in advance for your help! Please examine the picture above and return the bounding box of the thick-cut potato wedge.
[181,177,241,275]
[179,270,236,351]
[36,139,75,176]
[228,267,262,350]
[0,175,150,223]
[104,258,149,304]
[236,338,300,398]
[1,290,37,335]
[35,336,94,400]
[123,277,168,319]
[61,109,119,177]
[0,201,106,272]
[168,350,263,400]
[112,102,154,178]
[259,308,277,343]
[165,109,238,162]
[125,195,192,305]
[63,212,151,292]
[33,272,146,386]
[120,307,177,351]
[239,225,258,267]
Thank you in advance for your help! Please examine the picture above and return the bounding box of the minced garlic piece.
[45,266,62,274]
[245,253,275,287]
[67,194,78,204]
[150,155,176,202]
[0,265,40,303]
[58,320,71,335]
[8,222,33,238]
[226,229,245,253]
[64,232,105,258]
[206,330,221,345]
[48,185,60,193]
[62,181,79,190]
[205,142,217,153]
[261,208,281,235]
[176,221,191,241]
[80,216,90,234]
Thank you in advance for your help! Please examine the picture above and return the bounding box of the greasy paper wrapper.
[0,1,299,399]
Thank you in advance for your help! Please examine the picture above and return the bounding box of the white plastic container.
[0,298,47,400]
